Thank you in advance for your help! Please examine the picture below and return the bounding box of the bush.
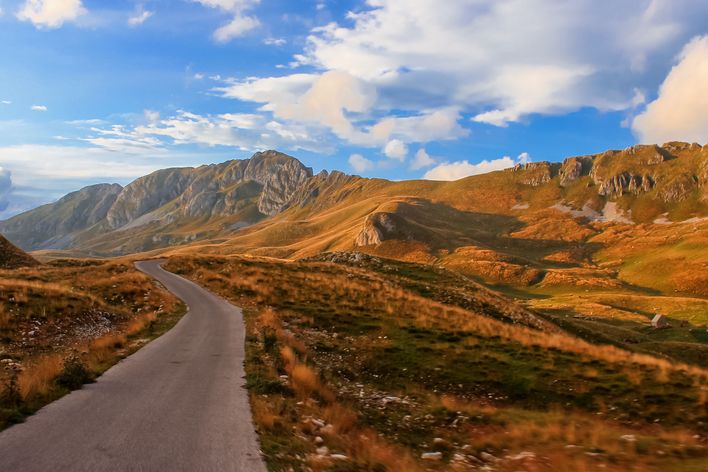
[55,354,92,390]
[0,374,21,408]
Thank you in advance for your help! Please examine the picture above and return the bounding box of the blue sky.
[0,0,707,218]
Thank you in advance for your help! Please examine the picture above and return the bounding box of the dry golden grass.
[17,354,63,399]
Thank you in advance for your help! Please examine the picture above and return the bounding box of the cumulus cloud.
[383,139,407,161]
[348,153,375,173]
[193,0,260,42]
[410,148,435,170]
[128,5,154,27]
[217,73,466,147]
[204,0,707,157]
[299,0,707,126]
[632,34,708,144]
[423,152,531,181]
[31,105,48,111]
[17,0,86,28]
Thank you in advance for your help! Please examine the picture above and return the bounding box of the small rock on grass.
[421,452,443,461]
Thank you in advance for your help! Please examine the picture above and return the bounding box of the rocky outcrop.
[596,172,655,197]
[513,162,555,186]
[355,213,398,246]
[559,156,592,187]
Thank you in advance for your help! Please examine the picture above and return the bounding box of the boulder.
[651,314,670,329]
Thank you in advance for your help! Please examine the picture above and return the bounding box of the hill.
[0,235,39,269]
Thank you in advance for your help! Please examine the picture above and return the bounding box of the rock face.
[595,172,656,197]
[513,162,555,186]
[107,169,192,228]
[559,156,592,187]
[354,212,412,246]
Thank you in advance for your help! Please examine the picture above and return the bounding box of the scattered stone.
[314,436,324,445]
[652,314,670,329]
[421,452,443,461]
[507,451,536,461]
[316,446,329,456]
[330,454,348,461]
[480,452,499,462]
[620,435,637,442]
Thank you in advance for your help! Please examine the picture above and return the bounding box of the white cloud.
[17,0,86,28]
[264,37,286,46]
[410,148,435,170]
[423,152,531,181]
[632,34,708,144]
[299,0,707,126]
[82,110,329,154]
[383,139,407,161]
[517,152,531,165]
[128,6,154,27]
[1,101,11,105]
[193,0,260,42]
[348,153,375,173]
[31,105,48,111]
[0,145,162,184]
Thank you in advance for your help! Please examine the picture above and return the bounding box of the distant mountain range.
[1,142,705,259]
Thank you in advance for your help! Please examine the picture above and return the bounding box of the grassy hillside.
[0,235,39,269]
[166,254,707,471]
[0,259,184,429]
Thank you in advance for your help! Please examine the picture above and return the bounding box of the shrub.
[55,354,92,390]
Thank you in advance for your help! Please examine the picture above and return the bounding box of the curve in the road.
[0,259,266,472]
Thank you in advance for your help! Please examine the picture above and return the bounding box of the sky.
[0,0,707,218]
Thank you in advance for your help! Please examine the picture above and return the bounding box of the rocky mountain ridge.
[0,142,705,255]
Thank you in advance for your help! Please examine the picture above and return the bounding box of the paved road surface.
[0,259,266,472]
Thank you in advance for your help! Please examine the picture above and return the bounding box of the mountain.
[0,150,313,254]
[1,143,706,263]
[0,234,39,269]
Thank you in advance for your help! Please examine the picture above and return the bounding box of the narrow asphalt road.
[0,259,266,472]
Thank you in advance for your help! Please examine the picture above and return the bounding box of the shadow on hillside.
[382,198,602,265]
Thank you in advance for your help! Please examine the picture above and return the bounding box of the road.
[0,259,266,472]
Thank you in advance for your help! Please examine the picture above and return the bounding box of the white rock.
[316,446,329,456]
[421,452,443,461]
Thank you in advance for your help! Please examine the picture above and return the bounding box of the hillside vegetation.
[166,254,707,471]
[0,259,183,429]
